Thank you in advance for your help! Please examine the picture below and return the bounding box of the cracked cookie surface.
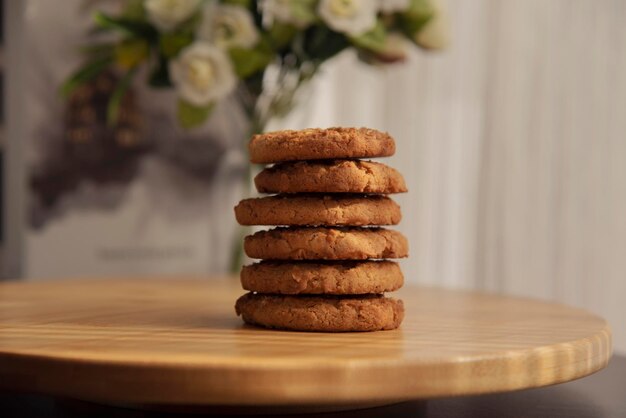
[248,127,395,163]
[235,293,404,332]
[255,160,407,194]
[244,227,408,260]
[241,260,403,294]
[234,195,402,226]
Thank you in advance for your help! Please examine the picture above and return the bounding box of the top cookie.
[254,160,407,194]
[248,127,396,163]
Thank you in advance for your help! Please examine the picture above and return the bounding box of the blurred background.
[1,0,625,354]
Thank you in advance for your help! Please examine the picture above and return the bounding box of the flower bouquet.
[63,0,449,134]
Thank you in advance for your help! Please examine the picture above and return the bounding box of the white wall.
[275,0,626,354]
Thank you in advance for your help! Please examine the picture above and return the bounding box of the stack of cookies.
[234,127,408,332]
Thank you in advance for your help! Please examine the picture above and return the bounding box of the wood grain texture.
[0,278,612,406]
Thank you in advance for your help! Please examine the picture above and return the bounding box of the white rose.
[415,0,450,49]
[169,42,237,106]
[197,3,260,50]
[318,0,378,36]
[378,0,410,13]
[259,0,314,28]
[144,0,201,32]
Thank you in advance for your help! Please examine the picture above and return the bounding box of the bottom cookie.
[235,293,404,332]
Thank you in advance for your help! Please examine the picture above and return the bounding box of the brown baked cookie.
[248,127,395,163]
[235,293,404,332]
[244,227,408,260]
[241,260,404,294]
[254,160,407,194]
[234,195,401,226]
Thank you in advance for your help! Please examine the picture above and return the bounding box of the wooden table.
[0,278,613,416]
[2,356,625,417]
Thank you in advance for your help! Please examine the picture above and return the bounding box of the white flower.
[197,3,260,50]
[144,0,201,32]
[259,0,314,28]
[378,0,410,13]
[415,0,450,49]
[318,0,378,36]
[169,42,237,106]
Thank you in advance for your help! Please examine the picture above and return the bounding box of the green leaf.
[290,0,318,25]
[94,11,158,39]
[406,0,435,19]
[267,23,298,49]
[303,26,349,62]
[159,32,194,58]
[114,39,150,69]
[149,55,172,87]
[400,0,435,37]
[60,55,113,98]
[350,20,387,52]
[123,0,146,20]
[229,45,274,78]
[107,68,138,126]
[177,100,215,129]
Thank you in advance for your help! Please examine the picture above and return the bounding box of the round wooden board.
[0,278,612,406]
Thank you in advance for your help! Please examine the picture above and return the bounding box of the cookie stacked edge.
[234,127,407,332]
